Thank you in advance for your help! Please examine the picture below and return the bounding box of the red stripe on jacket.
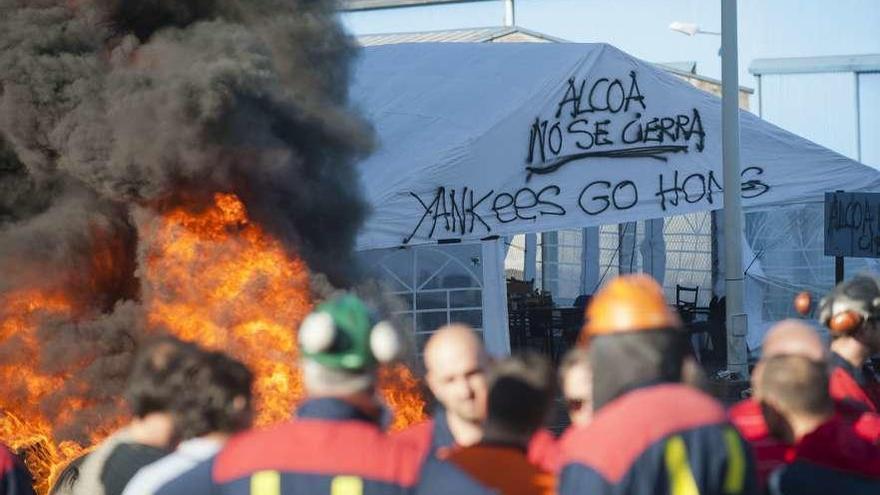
[213,418,422,486]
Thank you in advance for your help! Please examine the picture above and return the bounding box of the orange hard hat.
[582,274,682,338]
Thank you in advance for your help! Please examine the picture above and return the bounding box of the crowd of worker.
[2,273,880,495]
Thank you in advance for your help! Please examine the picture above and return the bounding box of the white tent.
[350,43,880,355]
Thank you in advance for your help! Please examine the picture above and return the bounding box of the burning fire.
[0,193,425,493]
[0,290,84,494]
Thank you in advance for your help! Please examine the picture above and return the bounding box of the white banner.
[351,43,880,250]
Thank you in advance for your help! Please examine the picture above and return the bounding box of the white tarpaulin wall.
[350,43,880,353]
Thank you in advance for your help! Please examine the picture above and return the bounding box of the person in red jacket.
[729,320,828,487]
[395,324,558,471]
[758,355,880,494]
[559,274,756,495]
[819,274,880,413]
[0,445,34,495]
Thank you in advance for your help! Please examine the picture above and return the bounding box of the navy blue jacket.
[559,383,757,495]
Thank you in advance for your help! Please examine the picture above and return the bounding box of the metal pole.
[503,0,515,26]
[835,256,844,285]
[722,0,749,379]
[524,233,537,282]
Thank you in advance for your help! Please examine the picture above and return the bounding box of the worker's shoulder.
[392,418,434,442]
[562,384,729,479]
[577,383,726,440]
[214,419,422,486]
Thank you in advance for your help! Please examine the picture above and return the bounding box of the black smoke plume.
[0,0,371,442]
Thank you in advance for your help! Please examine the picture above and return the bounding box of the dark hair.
[173,350,254,439]
[49,455,85,495]
[760,355,832,416]
[125,336,199,418]
[589,330,688,411]
[485,352,555,436]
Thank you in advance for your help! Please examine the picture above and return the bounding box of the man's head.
[819,274,880,351]
[559,348,592,427]
[483,352,555,443]
[762,319,826,361]
[173,350,254,440]
[754,319,827,390]
[125,336,198,419]
[752,320,828,391]
[299,294,402,397]
[756,355,834,443]
[582,274,687,410]
[424,324,489,423]
[124,336,199,448]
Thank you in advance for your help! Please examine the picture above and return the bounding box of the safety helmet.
[818,275,880,335]
[298,294,402,371]
[582,274,682,338]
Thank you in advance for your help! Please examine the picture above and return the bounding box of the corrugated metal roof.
[656,61,697,74]
[656,62,753,94]
[341,0,483,11]
[356,29,753,93]
[750,54,880,75]
[356,26,566,46]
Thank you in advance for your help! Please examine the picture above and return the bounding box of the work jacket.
[830,352,880,414]
[445,443,554,495]
[559,383,757,495]
[395,407,560,471]
[156,398,422,495]
[767,416,880,495]
[727,399,789,489]
[0,446,33,495]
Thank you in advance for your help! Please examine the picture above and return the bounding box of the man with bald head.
[762,320,827,361]
[425,324,489,449]
[730,320,880,487]
[759,355,880,494]
[398,324,559,472]
[395,324,489,464]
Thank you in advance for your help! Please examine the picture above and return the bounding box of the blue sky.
[341,0,880,91]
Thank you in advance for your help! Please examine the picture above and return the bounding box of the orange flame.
[1,192,425,494]
[141,192,312,424]
[0,290,91,494]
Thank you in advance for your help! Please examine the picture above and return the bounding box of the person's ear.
[759,399,793,443]
[751,361,765,391]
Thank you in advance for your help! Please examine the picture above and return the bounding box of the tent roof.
[357,26,568,45]
[350,42,880,250]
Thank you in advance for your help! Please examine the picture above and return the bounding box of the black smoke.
[0,0,371,442]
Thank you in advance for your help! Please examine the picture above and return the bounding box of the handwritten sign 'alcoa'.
[350,44,880,250]
[825,192,880,258]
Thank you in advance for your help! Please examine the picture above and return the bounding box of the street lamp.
[672,12,748,380]
[669,21,720,36]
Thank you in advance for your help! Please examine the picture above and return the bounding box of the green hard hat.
[298,294,401,371]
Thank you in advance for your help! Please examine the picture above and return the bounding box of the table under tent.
[349,42,880,365]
